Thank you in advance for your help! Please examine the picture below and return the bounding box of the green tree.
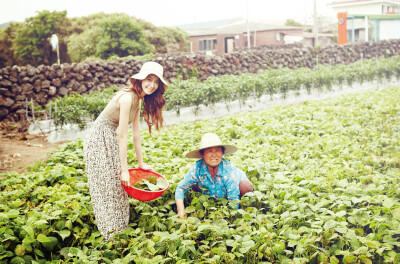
[67,13,115,62]
[0,22,22,67]
[68,12,112,35]
[145,26,189,53]
[67,13,189,62]
[285,19,303,27]
[67,27,101,62]
[13,10,70,66]
[95,15,153,59]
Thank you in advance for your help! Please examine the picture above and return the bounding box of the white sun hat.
[185,133,238,159]
[130,61,168,89]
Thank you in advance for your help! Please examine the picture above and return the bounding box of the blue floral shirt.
[175,158,246,206]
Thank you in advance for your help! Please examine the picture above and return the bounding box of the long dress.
[83,90,139,241]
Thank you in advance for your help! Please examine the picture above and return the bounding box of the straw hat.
[185,133,238,159]
[130,61,168,89]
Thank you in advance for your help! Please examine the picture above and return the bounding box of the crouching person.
[175,133,254,218]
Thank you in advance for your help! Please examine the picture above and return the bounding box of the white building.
[329,0,400,15]
[330,0,400,43]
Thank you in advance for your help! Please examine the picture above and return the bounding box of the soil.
[0,121,65,174]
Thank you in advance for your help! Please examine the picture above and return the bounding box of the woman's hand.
[176,199,187,218]
[177,210,187,219]
[120,170,130,186]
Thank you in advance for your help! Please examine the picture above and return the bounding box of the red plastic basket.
[123,168,170,201]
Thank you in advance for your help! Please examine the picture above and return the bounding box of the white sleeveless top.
[100,91,140,124]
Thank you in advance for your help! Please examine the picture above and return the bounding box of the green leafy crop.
[132,176,168,191]
[1,86,400,263]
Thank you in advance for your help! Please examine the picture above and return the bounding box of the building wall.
[380,20,400,39]
[232,34,246,51]
[217,34,244,55]
[250,30,283,46]
[284,35,304,44]
[246,29,303,47]
[332,2,399,15]
[189,29,303,55]
[346,18,367,42]
[333,4,383,14]
[189,34,217,54]
[346,18,400,42]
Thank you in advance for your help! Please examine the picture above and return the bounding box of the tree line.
[0,10,190,67]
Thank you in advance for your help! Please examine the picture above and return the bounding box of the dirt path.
[0,125,65,174]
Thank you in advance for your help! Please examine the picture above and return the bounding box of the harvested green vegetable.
[132,177,168,191]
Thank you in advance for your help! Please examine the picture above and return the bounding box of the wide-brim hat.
[130,61,168,89]
[185,133,238,159]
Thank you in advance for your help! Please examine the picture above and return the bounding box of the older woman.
[175,133,254,218]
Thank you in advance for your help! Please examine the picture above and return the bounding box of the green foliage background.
[95,15,153,59]
[12,10,70,66]
[0,11,189,67]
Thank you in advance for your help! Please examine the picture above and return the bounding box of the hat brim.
[130,72,168,89]
[185,144,238,159]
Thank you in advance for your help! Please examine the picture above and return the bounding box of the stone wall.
[1,39,399,122]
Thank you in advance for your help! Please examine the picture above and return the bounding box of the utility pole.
[166,34,169,53]
[313,0,319,47]
[246,0,250,49]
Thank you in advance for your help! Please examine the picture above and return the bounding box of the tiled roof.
[183,21,301,37]
[175,17,244,30]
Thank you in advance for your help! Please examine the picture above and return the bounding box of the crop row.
[46,56,400,128]
[164,56,400,113]
[1,86,400,263]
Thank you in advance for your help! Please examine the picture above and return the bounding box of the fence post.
[31,99,35,122]
[361,53,363,66]
[25,98,29,121]
[55,101,57,125]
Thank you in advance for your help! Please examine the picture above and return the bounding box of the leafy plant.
[132,176,168,191]
[47,86,119,129]
[1,86,400,263]
[176,61,200,80]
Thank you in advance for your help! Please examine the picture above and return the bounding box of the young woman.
[83,61,168,240]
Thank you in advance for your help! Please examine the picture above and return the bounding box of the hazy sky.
[0,0,336,26]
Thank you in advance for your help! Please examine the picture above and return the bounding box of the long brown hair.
[127,78,166,134]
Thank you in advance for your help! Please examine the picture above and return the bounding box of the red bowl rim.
[125,168,170,193]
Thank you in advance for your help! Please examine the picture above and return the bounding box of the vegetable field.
[1,86,400,263]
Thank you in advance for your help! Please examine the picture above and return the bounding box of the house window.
[199,39,217,51]
[276,33,283,41]
[382,5,387,14]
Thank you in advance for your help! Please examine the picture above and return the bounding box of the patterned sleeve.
[225,171,240,209]
[175,163,199,200]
